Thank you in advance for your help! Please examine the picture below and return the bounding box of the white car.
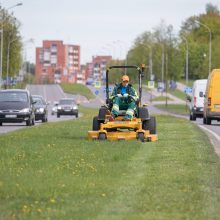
[51,101,58,115]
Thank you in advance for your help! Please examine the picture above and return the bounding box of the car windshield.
[0,92,28,102]
[33,97,44,105]
[59,99,75,105]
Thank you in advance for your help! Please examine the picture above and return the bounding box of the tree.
[127,21,182,82]
[180,3,220,79]
[206,3,220,15]
[0,9,22,79]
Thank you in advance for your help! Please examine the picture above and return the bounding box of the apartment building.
[35,40,80,83]
[91,55,112,80]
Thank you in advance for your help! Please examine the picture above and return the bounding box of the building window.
[44,48,50,61]
[51,55,57,64]
[39,49,43,64]
[51,44,57,53]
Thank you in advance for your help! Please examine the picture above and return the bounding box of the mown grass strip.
[60,83,95,100]
[152,96,173,101]
[168,88,187,101]
[155,104,189,116]
[179,79,194,87]
[0,107,220,220]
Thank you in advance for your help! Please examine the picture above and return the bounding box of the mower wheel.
[143,116,156,134]
[98,133,107,140]
[138,107,149,120]
[137,133,145,142]
[93,116,100,131]
[98,107,108,120]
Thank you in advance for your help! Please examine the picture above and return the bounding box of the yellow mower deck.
[88,116,158,142]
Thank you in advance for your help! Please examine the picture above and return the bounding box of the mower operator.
[110,75,139,121]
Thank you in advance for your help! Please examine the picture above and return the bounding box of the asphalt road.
[0,84,80,134]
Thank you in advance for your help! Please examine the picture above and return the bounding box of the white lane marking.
[198,125,220,142]
[57,84,66,98]
[43,85,47,100]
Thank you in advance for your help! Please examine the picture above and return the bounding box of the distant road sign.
[184,87,192,94]
[148,81,155,89]
[95,90,99,95]
[94,81,101,88]
[103,87,112,93]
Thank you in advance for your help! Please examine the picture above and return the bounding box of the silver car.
[57,98,79,118]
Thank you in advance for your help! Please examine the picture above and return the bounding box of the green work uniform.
[110,83,139,120]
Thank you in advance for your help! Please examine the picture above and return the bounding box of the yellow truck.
[203,69,220,125]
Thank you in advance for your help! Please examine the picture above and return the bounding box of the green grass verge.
[60,83,95,100]
[179,79,194,87]
[152,96,173,101]
[168,88,187,101]
[155,104,189,115]
[1,108,220,219]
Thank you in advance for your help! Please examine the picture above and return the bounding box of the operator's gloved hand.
[123,93,129,98]
[117,94,122,98]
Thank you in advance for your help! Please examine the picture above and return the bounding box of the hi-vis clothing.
[110,83,139,119]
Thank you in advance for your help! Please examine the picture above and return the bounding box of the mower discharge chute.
[88,65,158,142]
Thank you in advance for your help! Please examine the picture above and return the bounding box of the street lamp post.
[6,37,16,88]
[182,36,189,85]
[21,39,35,84]
[161,44,165,83]
[195,20,212,74]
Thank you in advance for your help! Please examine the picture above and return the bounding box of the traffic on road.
[0,84,81,134]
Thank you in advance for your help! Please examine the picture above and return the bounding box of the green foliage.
[127,4,220,81]
[127,21,183,82]
[0,9,22,79]
[155,104,189,115]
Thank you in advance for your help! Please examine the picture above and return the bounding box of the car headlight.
[72,106,78,110]
[20,108,30,113]
[36,108,44,113]
[58,106,62,110]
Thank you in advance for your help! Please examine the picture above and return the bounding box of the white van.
[189,79,207,121]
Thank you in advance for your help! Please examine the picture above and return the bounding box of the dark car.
[57,98,78,118]
[0,89,35,126]
[32,95,48,123]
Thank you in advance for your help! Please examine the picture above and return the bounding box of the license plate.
[215,105,220,108]
[5,115,17,118]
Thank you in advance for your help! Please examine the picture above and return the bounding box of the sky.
[2,0,220,64]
